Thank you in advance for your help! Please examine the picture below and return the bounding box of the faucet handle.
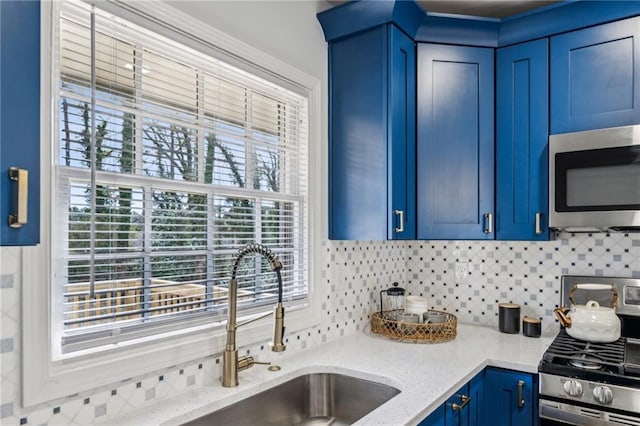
[237,355,270,372]
[270,302,287,352]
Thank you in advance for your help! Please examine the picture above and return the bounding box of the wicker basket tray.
[370,310,457,343]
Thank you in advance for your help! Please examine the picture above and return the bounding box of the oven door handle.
[517,380,525,408]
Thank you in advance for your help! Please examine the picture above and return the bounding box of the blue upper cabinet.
[484,368,536,426]
[551,16,640,134]
[389,26,417,240]
[327,24,416,240]
[496,39,550,241]
[417,44,494,240]
[0,1,41,246]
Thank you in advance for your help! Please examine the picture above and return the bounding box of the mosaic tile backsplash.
[2,233,640,425]
[406,232,640,336]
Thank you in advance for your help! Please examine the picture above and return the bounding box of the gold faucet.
[222,243,286,387]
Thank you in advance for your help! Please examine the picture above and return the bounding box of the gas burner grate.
[542,330,626,375]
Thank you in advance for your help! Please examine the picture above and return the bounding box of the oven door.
[549,125,640,230]
[540,397,640,426]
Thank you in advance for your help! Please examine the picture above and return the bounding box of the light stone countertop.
[105,324,553,426]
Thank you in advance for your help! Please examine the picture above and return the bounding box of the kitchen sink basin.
[182,372,400,426]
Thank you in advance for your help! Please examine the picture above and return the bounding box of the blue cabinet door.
[551,16,640,134]
[417,44,494,240]
[418,403,446,426]
[467,372,485,426]
[444,384,468,426]
[0,0,41,246]
[328,24,415,240]
[417,383,469,426]
[389,26,416,240]
[496,39,550,241]
[419,371,484,426]
[484,368,535,426]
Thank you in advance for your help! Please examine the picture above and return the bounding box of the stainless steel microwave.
[549,125,640,232]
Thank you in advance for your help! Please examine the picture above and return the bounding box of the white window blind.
[53,1,309,352]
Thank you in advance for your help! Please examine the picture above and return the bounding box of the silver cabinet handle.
[535,212,543,235]
[394,209,404,233]
[451,394,471,411]
[483,212,493,234]
[517,380,525,408]
[8,167,28,228]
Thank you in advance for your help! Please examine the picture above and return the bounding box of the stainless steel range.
[539,276,640,426]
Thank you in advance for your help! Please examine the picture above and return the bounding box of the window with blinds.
[53,1,309,352]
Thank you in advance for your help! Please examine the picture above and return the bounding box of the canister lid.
[523,316,541,323]
[499,303,520,309]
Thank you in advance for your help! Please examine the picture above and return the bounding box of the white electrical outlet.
[455,263,468,281]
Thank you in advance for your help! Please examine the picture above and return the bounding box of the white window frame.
[22,0,323,407]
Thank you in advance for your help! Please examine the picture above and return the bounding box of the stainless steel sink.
[182,372,400,426]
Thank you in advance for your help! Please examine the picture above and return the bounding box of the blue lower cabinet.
[419,401,446,426]
[467,373,485,425]
[419,368,536,426]
[484,368,536,426]
[419,372,483,426]
[417,43,494,240]
[0,0,41,246]
[551,15,640,134]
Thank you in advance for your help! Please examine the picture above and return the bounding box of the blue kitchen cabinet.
[551,16,640,134]
[496,39,550,241]
[418,372,484,426]
[0,0,41,245]
[419,400,445,426]
[467,372,484,425]
[484,367,537,426]
[328,24,416,240]
[417,44,494,240]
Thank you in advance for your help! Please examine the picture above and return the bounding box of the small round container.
[522,316,542,338]
[396,312,420,335]
[423,312,446,323]
[498,303,521,334]
[406,295,429,315]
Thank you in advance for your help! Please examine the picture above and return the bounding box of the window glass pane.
[64,258,144,329]
[203,74,246,126]
[252,92,281,135]
[261,200,294,247]
[204,120,246,187]
[59,97,136,172]
[142,118,198,181]
[254,144,280,192]
[213,196,255,249]
[67,182,144,256]
[60,17,135,102]
[151,190,207,251]
[142,50,197,115]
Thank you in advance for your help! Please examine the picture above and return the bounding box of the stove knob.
[593,386,614,405]
[563,380,583,397]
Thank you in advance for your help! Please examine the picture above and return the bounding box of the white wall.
[167,1,331,79]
